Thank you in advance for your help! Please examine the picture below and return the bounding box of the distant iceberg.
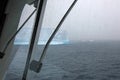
[14,28,69,45]
[89,40,95,42]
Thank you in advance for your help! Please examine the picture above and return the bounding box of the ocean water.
[5,41,120,80]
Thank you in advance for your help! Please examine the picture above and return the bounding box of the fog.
[19,0,120,42]
[42,0,120,41]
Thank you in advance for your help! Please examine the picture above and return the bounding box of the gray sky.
[19,0,120,42]
[42,0,120,41]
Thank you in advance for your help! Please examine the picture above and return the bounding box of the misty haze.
[5,0,120,80]
[41,0,120,42]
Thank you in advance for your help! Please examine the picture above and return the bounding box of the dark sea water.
[5,41,120,80]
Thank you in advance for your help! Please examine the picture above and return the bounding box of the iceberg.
[14,28,69,45]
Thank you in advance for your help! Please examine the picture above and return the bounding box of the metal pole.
[37,0,78,71]
[22,0,47,80]
[0,9,36,59]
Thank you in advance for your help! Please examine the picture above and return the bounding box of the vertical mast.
[22,0,47,80]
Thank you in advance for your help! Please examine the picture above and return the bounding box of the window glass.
[5,0,120,80]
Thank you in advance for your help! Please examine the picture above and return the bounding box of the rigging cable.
[0,9,36,59]
[30,0,78,73]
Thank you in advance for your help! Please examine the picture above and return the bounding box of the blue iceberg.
[14,28,69,45]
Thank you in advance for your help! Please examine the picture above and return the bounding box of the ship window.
[5,0,120,80]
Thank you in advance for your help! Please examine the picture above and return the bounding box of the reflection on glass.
[5,0,120,80]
